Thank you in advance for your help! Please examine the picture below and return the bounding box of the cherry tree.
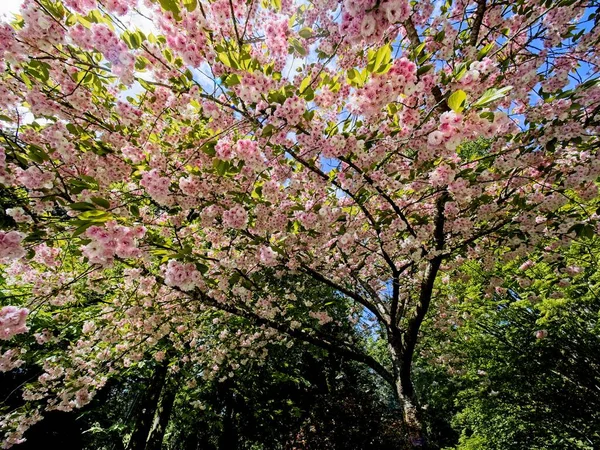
[0,0,599,447]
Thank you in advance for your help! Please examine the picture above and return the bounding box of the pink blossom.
[33,243,61,267]
[236,139,265,170]
[309,311,333,325]
[121,145,145,163]
[0,348,25,372]
[81,222,146,266]
[360,14,377,37]
[0,306,29,340]
[429,164,455,187]
[216,140,233,160]
[519,260,534,271]
[535,330,548,339]
[222,205,249,229]
[0,231,26,263]
[141,169,173,206]
[16,167,54,190]
[163,259,200,291]
[259,246,278,266]
[427,131,444,146]
[382,0,410,23]
[6,207,32,224]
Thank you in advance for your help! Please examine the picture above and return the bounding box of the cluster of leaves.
[415,239,600,449]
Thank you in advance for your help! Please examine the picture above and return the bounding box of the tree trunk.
[395,375,427,448]
[389,336,427,448]
[145,373,178,450]
[126,363,168,450]
[217,380,238,450]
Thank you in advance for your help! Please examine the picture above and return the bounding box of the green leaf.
[28,145,49,163]
[299,76,311,93]
[135,57,147,71]
[80,210,111,222]
[347,68,367,88]
[90,197,111,209]
[478,42,495,59]
[375,44,392,73]
[472,86,513,108]
[367,44,392,74]
[28,60,51,82]
[303,110,315,122]
[129,204,140,217]
[222,74,241,87]
[412,42,427,59]
[290,39,306,56]
[70,202,96,211]
[138,78,156,93]
[123,30,142,49]
[72,222,94,237]
[157,0,181,20]
[298,27,312,39]
[213,159,230,176]
[301,86,314,101]
[480,111,495,122]
[453,62,468,81]
[261,124,276,137]
[448,90,467,113]
[434,30,446,43]
[417,65,433,76]
[183,0,197,12]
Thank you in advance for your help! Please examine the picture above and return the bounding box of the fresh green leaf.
[448,90,467,113]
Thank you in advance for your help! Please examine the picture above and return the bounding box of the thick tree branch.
[126,259,395,388]
[300,263,389,325]
[470,0,488,47]
[400,192,448,397]
[192,289,396,387]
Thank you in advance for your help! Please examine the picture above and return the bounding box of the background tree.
[415,238,600,449]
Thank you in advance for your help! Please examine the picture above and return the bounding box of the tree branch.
[400,192,448,396]
[192,289,396,386]
[470,0,488,47]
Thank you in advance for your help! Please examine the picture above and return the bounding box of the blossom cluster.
[0,348,25,372]
[273,96,306,126]
[340,0,410,42]
[0,231,26,264]
[0,148,12,185]
[141,169,173,206]
[0,306,29,340]
[348,57,417,116]
[81,222,146,266]
[264,16,290,69]
[163,259,201,291]
[222,204,249,229]
[236,139,266,171]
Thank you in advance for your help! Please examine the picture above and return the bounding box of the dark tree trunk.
[389,196,447,448]
[145,373,178,450]
[217,381,238,450]
[126,363,168,450]
[389,335,427,448]
[395,374,427,448]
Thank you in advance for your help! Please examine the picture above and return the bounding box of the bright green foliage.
[416,239,600,449]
